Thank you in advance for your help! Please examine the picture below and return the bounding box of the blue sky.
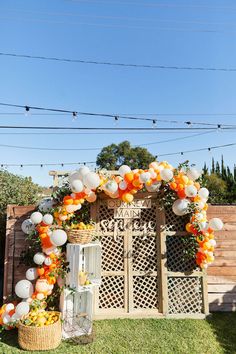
[0,0,236,186]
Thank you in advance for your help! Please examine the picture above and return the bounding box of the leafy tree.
[0,170,42,299]
[96,141,156,170]
[203,156,236,204]
[203,173,227,203]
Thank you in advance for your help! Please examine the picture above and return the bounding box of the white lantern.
[78,166,90,180]
[86,192,97,203]
[118,165,131,177]
[187,168,202,181]
[105,180,118,194]
[15,280,33,299]
[185,185,198,198]
[21,219,35,234]
[26,268,38,281]
[209,218,223,231]
[15,302,30,317]
[145,181,161,193]
[83,172,100,190]
[50,229,67,246]
[42,214,53,225]
[38,198,54,212]
[30,212,43,225]
[198,187,209,200]
[44,257,52,266]
[119,180,127,190]
[71,179,84,193]
[172,199,190,216]
[5,303,14,313]
[139,172,151,183]
[33,252,46,265]
[160,169,173,182]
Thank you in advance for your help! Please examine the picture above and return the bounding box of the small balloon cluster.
[1,161,223,329]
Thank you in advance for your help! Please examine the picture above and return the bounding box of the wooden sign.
[107,199,152,210]
[114,208,141,219]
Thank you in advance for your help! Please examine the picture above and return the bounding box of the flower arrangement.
[0,160,223,329]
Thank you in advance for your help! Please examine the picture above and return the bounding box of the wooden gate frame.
[91,192,209,319]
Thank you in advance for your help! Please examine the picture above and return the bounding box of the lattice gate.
[91,193,208,319]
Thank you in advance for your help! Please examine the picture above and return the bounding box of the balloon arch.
[0,160,223,327]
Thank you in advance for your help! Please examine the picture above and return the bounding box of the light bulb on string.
[24,106,30,117]
[185,121,193,128]
[72,112,78,121]
[20,164,23,170]
[208,147,212,155]
[152,119,157,128]
[217,124,222,132]
[114,116,119,126]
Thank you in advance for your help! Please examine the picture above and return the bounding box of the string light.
[1,101,236,128]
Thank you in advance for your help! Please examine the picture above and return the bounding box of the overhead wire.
[1,52,236,72]
[0,102,236,128]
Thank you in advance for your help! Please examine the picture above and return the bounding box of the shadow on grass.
[207,287,236,354]
[0,329,20,350]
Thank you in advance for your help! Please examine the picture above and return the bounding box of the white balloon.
[68,171,81,184]
[187,168,202,181]
[195,201,205,210]
[118,165,131,177]
[26,268,38,281]
[15,302,30,317]
[149,168,157,179]
[44,257,52,266]
[78,166,90,180]
[15,280,33,299]
[30,212,43,225]
[198,187,209,200]
[185,185,198,198]
[160,169,173,182]
[50,229,67,246]
[149,162,159,170]
[38,198,54,212]
[33,252,46,265]
[65,204,77,213]
[86,192,97,203]
[83,172,100,190]
[42,246,58,255]
[21,219,35,234]
[209,218,224,231]
[5,303,14,313]
[3,314,11,324]
[172,199,190,216]
[105,180,118,194]
[11,313,21,321]
[209,239,217,247]
[42,214,53,225]
[145,181,161,193]
[119,180,127,190]
[71,179,84,193]
[139,172,151,183]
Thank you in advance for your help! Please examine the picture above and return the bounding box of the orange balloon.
[124,172,134,183]
[122,192,134,203]
[63,196,74,205]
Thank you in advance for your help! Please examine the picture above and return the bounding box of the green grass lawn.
[0,313,235,354]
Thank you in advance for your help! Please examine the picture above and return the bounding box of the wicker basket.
[18,311,61,351]
[68,229,94,244]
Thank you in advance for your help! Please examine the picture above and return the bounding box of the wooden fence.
[3,204,236,312]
